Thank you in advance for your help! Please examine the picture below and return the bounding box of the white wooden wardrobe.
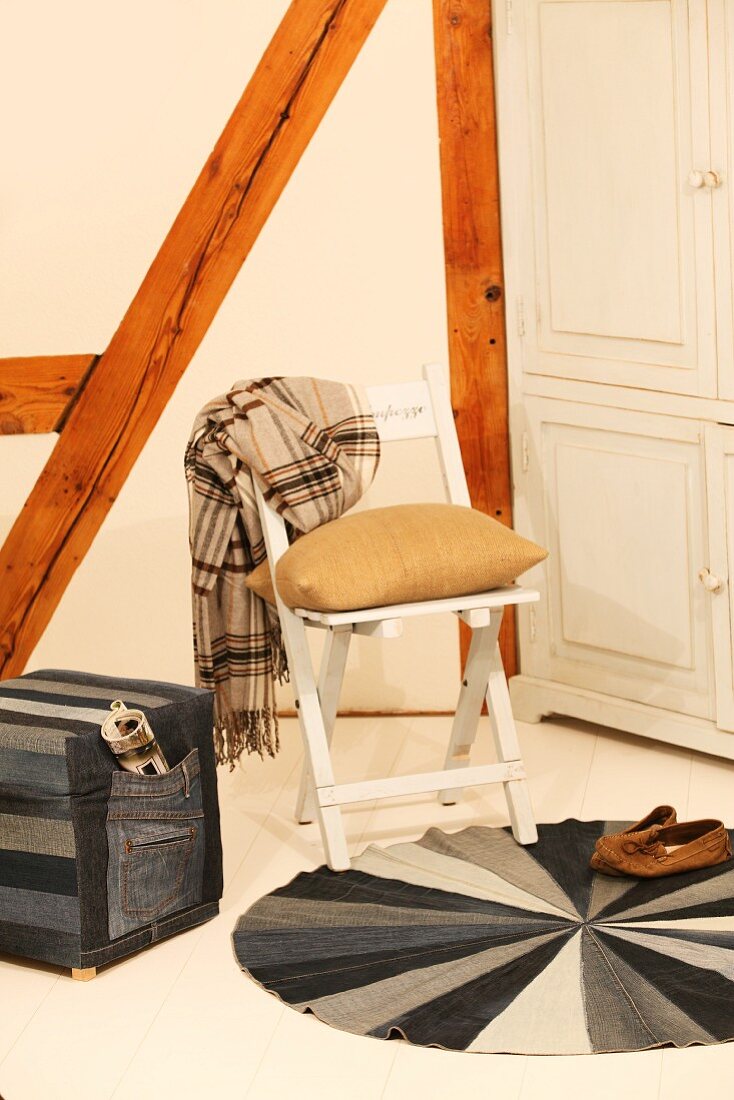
[493,0,734,758]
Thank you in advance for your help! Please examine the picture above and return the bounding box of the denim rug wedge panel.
[0,670,223,970]
[233,819,734,1055]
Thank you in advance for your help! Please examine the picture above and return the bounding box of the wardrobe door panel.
[515,399,714,717]
[509,0,716,395]
[708,0,734,400]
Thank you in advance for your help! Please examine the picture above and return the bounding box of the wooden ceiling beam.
[0,355,97,435]
[1,0,514,687]
[433,0,516,676]
[0,0,388,677]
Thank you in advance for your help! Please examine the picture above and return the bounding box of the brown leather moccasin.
[589,805,677,874]
[593,819,732,879]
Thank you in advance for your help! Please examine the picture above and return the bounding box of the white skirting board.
[510,675,734,762]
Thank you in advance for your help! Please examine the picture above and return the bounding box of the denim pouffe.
[0,670,223,977]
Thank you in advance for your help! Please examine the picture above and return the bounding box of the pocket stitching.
[108,810,204,822]
[110,750,201,799]
[125,826,196,850]
[120,827,197,919]
[109,773,201,800]
[106,750,206,939]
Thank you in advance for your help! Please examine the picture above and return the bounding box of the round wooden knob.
[698,567,724,593]
[704,170,722,189]
[688,170,705,188]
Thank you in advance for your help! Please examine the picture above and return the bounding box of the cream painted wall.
[0,0,460,709]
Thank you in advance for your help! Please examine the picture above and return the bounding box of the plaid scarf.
[185,377,379,767]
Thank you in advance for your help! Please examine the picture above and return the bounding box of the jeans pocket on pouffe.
[106,749,205,940]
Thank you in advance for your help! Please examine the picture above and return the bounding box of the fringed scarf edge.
[213,704,280,769]
[212,620,290,769]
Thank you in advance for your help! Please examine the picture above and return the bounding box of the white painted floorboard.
[0,716,731,1100]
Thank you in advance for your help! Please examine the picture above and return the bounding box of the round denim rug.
[232,819,734,1053]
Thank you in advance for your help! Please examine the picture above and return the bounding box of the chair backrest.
[365,363,471,508]
[253,364,472,570]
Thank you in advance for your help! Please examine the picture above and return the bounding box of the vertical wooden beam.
[432,0,516,676]
[0,0,388,678]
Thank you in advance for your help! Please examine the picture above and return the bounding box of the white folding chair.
[254,363,539,870]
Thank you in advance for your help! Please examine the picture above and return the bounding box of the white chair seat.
[295,584,539,627]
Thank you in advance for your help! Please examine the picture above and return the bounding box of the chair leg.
[254,481,349,869]
[439,625,496,805]
[296,627,351,824]
[483,610,538,845]
[279,611,350,870]
[441,610,537,845]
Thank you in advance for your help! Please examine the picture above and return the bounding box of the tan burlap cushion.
[244,503,547,612]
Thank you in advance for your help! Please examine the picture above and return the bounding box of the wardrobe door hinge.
[516,296,526,337]
[529,606,537,642]
[521,431,530,473]
[505,0,514,33]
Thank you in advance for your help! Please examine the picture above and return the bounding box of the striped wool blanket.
[185,377,379,766]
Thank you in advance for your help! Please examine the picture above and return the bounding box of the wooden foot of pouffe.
[71,968,97,982]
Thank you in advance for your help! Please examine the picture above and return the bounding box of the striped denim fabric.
[0,670,222,970]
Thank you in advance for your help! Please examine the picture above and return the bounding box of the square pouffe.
[0,669,223,979]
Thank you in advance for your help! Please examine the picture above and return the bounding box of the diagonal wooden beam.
[0,0,388,677]
[433,0,516,676]
[0,355,97,435]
